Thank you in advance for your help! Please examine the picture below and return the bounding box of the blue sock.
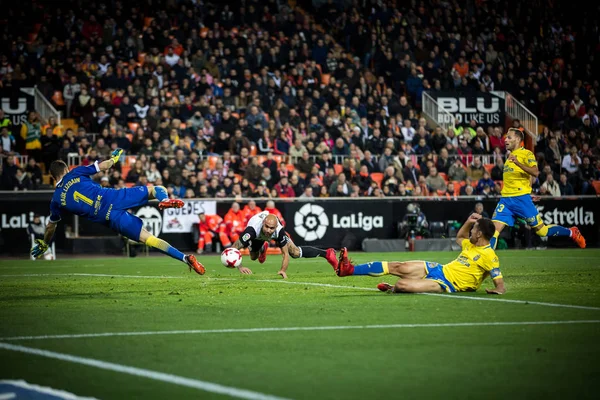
[353,261,389,276]
[547,225,572,237]
[153,186,168,201]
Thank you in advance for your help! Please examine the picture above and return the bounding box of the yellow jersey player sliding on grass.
[30,150,205,275]
[489,127,585,249]
[331,214,506,294]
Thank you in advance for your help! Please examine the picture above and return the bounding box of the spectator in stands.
[476,172,496,195]
[25,158,43,189]
[329,172,352,197]
[0,126,16,155]
[491,158,504,181]
[558,173,575,196]
[1,155,17,190]
[425,167,447,193]
[472,202,490,219]
[274,176,295,198]
[542,173,560,198]
[448,158,467,182]
[467,157,485,181]
[12,168,32,191]
[21,111,43,162]
[402,159,419,187]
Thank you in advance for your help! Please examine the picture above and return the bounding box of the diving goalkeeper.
[30,149,205,275]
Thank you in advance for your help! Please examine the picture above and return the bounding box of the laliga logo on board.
[135,206,163,236]
[294,203,385,241]
[294,203,329,241]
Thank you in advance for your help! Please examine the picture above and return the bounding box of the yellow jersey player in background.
[330,213,506,294]
[489,127,585,249]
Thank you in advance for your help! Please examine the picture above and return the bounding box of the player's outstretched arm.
[485,276,506,295]
[278,243,290,279]
[230,239,253,274]
[31,221,57,259]
[456,213,481,245]
[97,148,124,172]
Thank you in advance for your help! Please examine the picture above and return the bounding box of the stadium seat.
[438,172,448,182]
[273,155,283,165]
[333,164,343,174]
[370,172,384,188]
[250,144,257,156]
[593,181,600,194]
[208,155,218,169]
[286,164,295,172]
[125,133,133,142]
[127,122,139,132]
[484,164,494,174]
[257,156,267,165]
[52,91,65,106]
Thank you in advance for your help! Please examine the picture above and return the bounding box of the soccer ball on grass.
[221,248,242,268]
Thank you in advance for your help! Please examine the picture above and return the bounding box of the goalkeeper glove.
[111,148,124,164]
[31,239,49,259]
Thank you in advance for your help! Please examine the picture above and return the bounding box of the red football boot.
[325,248,338,270]
[377,283,393,292]
[336,247,355,277]
[158,199,184,210]
[186,254,206,275]
[570,227,586,249]
[258,241,269,264]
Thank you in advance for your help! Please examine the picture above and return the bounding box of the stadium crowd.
[0,0,599,198]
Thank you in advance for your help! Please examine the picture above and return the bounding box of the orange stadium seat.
[333,164,343,174]
[484,164,494,174]
[438,172,448,182]
[208,155,218,169]
[592,181,600,194]
[370,172,384,188]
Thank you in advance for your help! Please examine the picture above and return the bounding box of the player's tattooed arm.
[231,239,244,250]
[43,221,58,244]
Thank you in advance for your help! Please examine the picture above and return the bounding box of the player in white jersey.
[230,211,337,278]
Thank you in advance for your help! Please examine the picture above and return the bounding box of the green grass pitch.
[1,249,599,399]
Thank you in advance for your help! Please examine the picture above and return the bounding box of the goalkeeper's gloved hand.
[111,148,124,164]
[31,239,49,259]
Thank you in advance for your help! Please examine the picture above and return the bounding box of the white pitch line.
[0,342,289,400]
[1,320,599,342]
[253,279,600,311]
[2,274,599,311]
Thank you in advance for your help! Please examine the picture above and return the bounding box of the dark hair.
[509,127,524,142]
[478,218,496,241]
[50,160,68,181]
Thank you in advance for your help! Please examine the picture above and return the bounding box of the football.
[221,248,242,268]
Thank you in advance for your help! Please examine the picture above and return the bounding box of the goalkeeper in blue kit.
[31,149,205,274]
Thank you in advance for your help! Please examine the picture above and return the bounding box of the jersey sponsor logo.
[294,203,329,241]
[536,205,594,226]
[135,206,163,236]
[473,255,481,261]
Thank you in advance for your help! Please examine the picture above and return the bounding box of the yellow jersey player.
[331,214,506,295]
[489,128,585,249]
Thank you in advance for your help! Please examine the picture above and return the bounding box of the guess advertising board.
[428,91,505,127]
[161,200,217,233]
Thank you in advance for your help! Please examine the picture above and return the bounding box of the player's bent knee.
[250,252,259,260]
[535,224,548,237]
